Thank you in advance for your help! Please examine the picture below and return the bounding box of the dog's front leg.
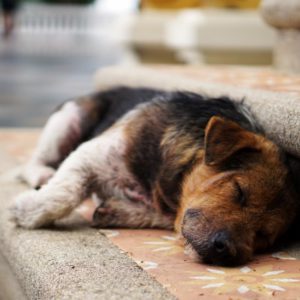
[11,138,104,229]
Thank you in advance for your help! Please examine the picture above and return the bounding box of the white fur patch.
[22,101,81,188]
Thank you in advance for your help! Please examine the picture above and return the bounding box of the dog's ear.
[204,116,259,166]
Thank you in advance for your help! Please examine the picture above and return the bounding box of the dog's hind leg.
[11,125,126,229]
[22,94,108,189]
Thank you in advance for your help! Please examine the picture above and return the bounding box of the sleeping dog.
[11,87,300,266]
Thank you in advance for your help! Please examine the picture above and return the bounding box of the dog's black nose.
[212,231,230,254]
[186,229,240,266]
[208,230,237,265]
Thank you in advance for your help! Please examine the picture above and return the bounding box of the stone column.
[261,0,300,73]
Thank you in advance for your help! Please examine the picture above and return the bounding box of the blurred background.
[0,0,276,127]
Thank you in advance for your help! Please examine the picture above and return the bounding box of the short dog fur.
[11,87,300,266]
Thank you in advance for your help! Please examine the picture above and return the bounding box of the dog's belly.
[95,166,151,205]
[91,121,151,206]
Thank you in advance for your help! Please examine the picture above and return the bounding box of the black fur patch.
[80,87,260,138]
[90,87,163,137]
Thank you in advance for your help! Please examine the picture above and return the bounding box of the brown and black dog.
[11,87,300,266]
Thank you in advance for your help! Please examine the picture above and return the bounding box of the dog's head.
[177,116,299,266]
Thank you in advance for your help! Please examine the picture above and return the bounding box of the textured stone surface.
[0,252,25,300]
[261,0,300,28]
[274,29,300,73]
[260,0,300,73]
[0,148,175,300]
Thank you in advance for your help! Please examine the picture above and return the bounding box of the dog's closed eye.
[235,182,247,207]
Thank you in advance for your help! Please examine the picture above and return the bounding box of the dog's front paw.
[10,190,52,229]
[22,164,55,189]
